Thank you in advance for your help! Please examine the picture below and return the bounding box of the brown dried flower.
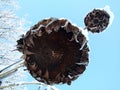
[84,9,110,33]
[17,18,89,85]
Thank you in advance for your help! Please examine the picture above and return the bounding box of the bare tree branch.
[0,60,23,73]
[0,81,59,90]
[0,60,24,79]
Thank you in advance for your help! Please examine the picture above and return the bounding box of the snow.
[76,62,89,66]
[31,25,44,33]
[46,17,58,27]
[50,86,59,90]
[80,39,88,50]
[62,20,69,28]
[104,5,114,28]
[81,28,89,40]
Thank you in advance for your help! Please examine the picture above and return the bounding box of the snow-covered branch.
[0,60,24,79]
[0,0,27,90]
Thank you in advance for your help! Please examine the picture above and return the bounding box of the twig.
[0,81,42,89]
[0,60,23,73]
[0,60,24,79]
[0,81,59,90]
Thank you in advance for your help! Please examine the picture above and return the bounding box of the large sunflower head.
[17,18,89,85]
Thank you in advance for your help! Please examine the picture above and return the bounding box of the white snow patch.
[46,17,58,27]
[76,62,89,66]
[103,5,114,27]
[80,39,88,50]
[50,85,59,90]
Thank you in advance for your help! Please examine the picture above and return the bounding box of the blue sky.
[18,0,120,90]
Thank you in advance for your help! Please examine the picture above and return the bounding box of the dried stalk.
[0,60,24,73]
[0,60,24,79]
[0,81,59,90]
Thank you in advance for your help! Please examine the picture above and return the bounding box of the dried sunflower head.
[84,9,110,33]
[17,18,89,85]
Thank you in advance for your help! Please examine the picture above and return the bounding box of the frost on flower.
[103,5,114,28]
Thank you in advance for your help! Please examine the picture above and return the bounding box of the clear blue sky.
[18,0,120,90]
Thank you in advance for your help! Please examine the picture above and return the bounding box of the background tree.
[0,0,27,90]
[0,0,58,90]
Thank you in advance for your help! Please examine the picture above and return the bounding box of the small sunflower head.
[84,9,110,33]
